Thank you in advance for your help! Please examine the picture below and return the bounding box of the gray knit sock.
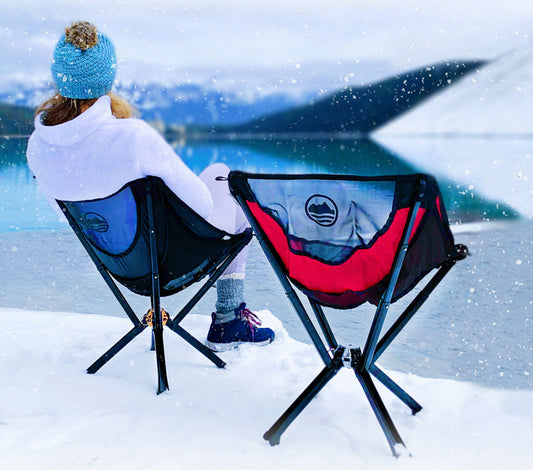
[214,277,245,324]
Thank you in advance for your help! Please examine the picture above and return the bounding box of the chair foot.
[392,443,408,458]
[355,370,405,455]
[263,350,345,445]
[264,431,280,446]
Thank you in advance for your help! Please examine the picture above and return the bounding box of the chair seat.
[230,172,456,308]
[62,177,249,296]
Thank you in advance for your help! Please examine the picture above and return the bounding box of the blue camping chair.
[228,171,468,456]
[57,177,252,394]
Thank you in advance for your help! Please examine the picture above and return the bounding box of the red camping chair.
[228,171,468,456]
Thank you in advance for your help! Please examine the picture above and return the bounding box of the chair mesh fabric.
[65,187,138,255]
[61,177,248,297]
[229,172,456,308]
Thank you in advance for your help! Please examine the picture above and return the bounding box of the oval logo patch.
[305,195,338,227]
[83,212,109,232]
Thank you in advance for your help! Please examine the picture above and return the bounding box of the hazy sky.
[1,0,532,87]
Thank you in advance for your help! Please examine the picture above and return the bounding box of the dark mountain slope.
[227,60,485,135]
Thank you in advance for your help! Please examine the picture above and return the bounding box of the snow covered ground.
[1,307,532,470]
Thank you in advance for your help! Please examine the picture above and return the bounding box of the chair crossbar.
[166,319,226,368]
[170,239,250,326]
[146,186,169,393]
[59,200,143,328]
[309,300,338,351]
[87,324,146,374]
[152,327,169,394]
[373,257,456,363]
[264,347,345,445]
[79,236,235,389]
[369,364,422,414]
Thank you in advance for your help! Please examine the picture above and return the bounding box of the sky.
[1,0,532,89]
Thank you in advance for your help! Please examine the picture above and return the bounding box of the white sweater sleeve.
[134,122,214,219]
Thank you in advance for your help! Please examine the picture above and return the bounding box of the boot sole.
[205,337,274,352]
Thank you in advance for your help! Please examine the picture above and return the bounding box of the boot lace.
[236,303,262,340]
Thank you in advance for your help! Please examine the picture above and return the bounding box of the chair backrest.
[228,171,456,308]
[59,177,247,297]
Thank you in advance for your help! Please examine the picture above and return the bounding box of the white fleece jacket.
[26,95,214,219]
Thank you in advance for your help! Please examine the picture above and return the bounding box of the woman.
[26,21,274,351]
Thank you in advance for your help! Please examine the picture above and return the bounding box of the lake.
[1,135,531,390]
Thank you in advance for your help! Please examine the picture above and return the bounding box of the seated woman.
[26,21,274,352]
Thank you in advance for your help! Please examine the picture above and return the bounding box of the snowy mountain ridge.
[0,80,311,127]
[0,59,399,126]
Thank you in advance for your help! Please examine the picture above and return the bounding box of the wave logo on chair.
[305,195,338,227]
[82,212,109,232]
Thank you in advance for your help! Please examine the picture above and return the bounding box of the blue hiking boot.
[206,303,275,352]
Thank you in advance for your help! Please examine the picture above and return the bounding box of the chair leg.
[87,324,147,374]
[166,319,226,369]
[373,261,456,363]
[152,326,169,394]
[370,364,422,414]
[355,369,405,457]
[264,348,345,445]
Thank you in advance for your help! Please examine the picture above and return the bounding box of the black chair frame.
[232,179,468,456]
[58,178,252,394]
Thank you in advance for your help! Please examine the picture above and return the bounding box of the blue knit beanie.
[51,22,117,99]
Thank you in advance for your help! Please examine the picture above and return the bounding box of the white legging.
[199,163,250,278]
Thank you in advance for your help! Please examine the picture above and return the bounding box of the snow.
[1,307,532,470]
[375,47,533,136]
[372,48,533,219]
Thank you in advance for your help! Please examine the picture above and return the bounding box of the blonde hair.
[35,92,135,126]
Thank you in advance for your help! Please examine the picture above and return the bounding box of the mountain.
[308,202,335,216]
[375,47,533,136]
[216,60,485,136]
[0,81,310,128]
[0,59,395,127]
[0,58,486,137]
[120,82,314,126]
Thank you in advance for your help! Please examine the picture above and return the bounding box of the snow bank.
[376,46,533,136]
[1,308,532,470]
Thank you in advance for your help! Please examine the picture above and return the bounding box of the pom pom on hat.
[52,21,117,99]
